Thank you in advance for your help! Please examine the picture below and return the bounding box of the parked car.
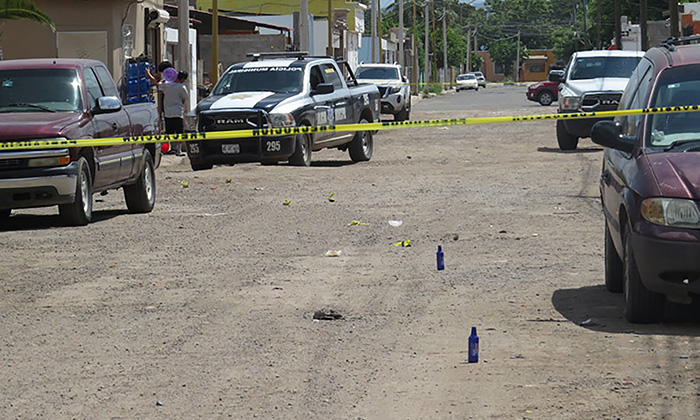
[456,73,479,91]
[355,63,411,121]
[0,58,161,225]
[189,52,380,170]
[526,70,562,106]
[590,36,700,323]
[551,49,644,150]
[469,71,487,88]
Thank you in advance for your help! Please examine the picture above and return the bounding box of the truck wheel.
[623,223,664,323]
[556,120,579,150]
[289,133,311,166]
[395,106,409,121]
[124,149,156,213]
[604,220,623,293]
[59,156,93,226]
[191,161,213,171]
[538,90,554,106]
[349,118,373,162]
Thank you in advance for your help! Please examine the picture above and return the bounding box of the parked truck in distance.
[0,59,161,226]
[188,52,381,170]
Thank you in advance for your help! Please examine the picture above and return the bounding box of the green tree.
[0,0,54,31]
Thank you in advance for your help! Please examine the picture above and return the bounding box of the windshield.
[570,56,641,80]
[355,67,400,80]
[457,75,475,81]
[0,68,82,113]
[648,64,700,149]
[213,67,303,94]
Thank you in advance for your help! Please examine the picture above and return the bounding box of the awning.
[164,5,292,35]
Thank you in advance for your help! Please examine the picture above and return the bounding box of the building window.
[528,63,545,73]
[494,62,504,75]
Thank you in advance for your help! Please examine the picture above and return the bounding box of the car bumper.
[456,84,477,90]
[380,94,405,114]
[186,135,298,165]
[632,231,700,304]
[0,163,79,209]
[560,112,612,138]
[526,90,539,101]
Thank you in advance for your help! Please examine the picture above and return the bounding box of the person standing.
[159,70,189,156]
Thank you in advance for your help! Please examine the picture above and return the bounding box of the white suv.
[355,63,411,121]
[552,50,644,150]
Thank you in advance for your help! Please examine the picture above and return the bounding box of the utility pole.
[614,0,622,49]
[412,0,418,93]
[670,0,680,37]
[212,0,219,85]
[424,1,429,94]
[442,7,447,85]
[596,0,601,49]
[641,0,648,50]
[371,0,378,62]
[466,25,471,73]
[514,31,520,82]
[300,0,309,51]
[399,0,404,67]
[178,0,191,109]
[327,0,333,56]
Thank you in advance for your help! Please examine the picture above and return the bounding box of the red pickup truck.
[0,59,161,225]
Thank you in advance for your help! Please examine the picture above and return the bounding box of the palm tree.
[0,0,54,32]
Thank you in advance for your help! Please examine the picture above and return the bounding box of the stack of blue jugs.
[125,60,151,104]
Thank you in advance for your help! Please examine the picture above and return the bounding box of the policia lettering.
[1,105,699,151]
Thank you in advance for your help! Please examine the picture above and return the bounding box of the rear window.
[648,64,700,147]
[0,68,82,113]
[570,56,641,80]
[356,66,400,80]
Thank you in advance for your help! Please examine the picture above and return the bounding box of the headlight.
[529,83,543,90]
[184,113,198,132]
[388,86,401,94]
[641,198,700,229]
[560,96,581,111]
[269,113,295,128]
[27,155,71,168]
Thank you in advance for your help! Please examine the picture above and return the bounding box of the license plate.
[222,143,240,154]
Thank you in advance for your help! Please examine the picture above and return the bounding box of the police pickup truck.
[188,53,381,170]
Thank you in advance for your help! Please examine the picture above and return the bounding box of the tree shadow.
[537,146,603,154]
[552,285,700,335]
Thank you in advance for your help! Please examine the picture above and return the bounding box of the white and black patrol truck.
[187,52,381,171]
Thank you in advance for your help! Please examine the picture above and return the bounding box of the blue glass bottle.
[436,245,445,270]
[468,327,479,363]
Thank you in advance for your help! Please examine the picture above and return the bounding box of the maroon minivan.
[591,36,700,323]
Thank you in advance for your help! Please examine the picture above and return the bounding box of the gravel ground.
[1,85,699,419]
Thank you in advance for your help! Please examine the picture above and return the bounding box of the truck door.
[84,67,131,189]
[309,64,333,144]
[319,63,354,146]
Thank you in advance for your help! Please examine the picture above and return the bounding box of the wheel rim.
[540,92,552,105]
[144,163,154,202]
[303,134,311,164]
[79,166,90,215]
[361,131,371,155]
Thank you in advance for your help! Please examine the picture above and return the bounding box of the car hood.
[561,78,630,97]
[198,91,299,113]
[646,153,700,199]
[0,112,81,141]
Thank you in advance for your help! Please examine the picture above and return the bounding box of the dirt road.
[1,85,699,419]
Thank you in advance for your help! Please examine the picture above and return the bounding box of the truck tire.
[395,106,409,121]
[124,149,156,213]
[604,220,623,293]
[538,90,554,106]
[289,132,311,166]
[556,120,579,150]
[623,223,664,323]
[190,161,213,171]
[59,156,92,226]
[349,118,373,162]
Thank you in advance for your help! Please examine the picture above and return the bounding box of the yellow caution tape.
[1,105,699,151]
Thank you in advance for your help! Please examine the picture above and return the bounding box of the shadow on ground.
[552,285,700,336]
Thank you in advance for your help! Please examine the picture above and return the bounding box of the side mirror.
[312,83,334,95]
[548,70,565,83]
[591,120,636,153]
[93,96,122,114]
